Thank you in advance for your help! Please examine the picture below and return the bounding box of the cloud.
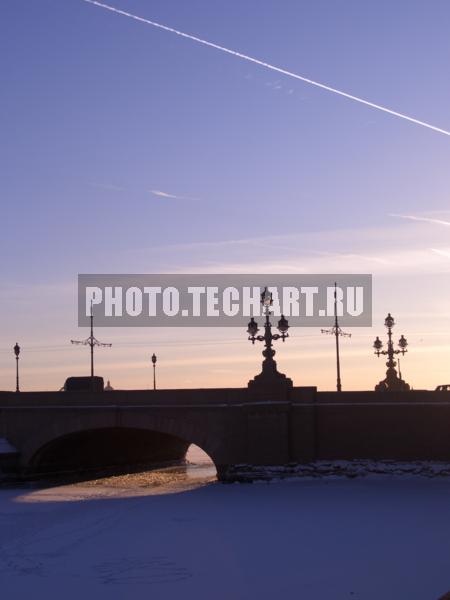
[430,248,450,259]
[265,80,295,95]
[150,190,180,199]
[118,219,450,277]
[390,213,450,227]
[265,80,282,90]
[150,189,199,201]
[88,184,193,199]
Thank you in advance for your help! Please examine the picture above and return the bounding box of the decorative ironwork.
[247,287,292,389]
[373,313,410,391]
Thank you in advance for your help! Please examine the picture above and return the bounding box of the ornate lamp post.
[247,287,292,389]
[13,343,20,393]
[397,356,403,381]
[373,313,410,391]
[151,353,157,390]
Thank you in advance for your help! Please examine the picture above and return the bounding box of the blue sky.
[1,1,450,390]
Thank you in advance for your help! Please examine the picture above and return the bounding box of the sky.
[1,0,450,391]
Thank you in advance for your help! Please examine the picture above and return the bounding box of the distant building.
[104,380,114,391]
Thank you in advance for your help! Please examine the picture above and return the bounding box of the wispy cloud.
[430,248,450,259]
[421,209,450,215]
[119,220,450,276]
[150,189,198,201]
[265,80,282,91]
[88,183,194,199]
[265,80,295,95]
[390,213,450,227]
[150,189,180,199]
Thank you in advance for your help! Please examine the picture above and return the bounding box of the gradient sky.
[1,0,450,391]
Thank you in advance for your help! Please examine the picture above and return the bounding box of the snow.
[1,462,450,600]
[1,447,450,598]
[0,438,18,455]
[226,459,450,481]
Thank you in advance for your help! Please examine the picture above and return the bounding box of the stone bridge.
[1,386,450,481]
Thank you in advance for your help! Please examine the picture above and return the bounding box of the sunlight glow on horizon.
[2,2,450,393]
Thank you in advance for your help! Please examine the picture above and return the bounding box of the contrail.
[81,0,450,137]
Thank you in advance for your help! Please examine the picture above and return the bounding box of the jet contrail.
[81,0,450,137]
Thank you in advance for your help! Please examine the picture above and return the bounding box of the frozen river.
[1,448,450,600]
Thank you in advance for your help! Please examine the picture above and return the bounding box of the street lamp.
[321,282,351,392]
[247,287,292,387]
[151,353,157,390]
[373,313,410,391]
[13,343,20,392]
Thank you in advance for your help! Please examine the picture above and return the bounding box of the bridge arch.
[22,412,224,477]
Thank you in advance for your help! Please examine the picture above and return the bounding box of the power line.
[321,283,351,392]
[71,301,111,379]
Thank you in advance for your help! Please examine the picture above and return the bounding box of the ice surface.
[1,471,450,600]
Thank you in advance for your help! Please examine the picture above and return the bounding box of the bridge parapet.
[1,387,450,482]
[0,387,249,408]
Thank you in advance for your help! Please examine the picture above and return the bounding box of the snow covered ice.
[1,457,450,600]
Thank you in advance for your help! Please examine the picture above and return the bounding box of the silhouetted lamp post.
[71,300,111,390]
[321,282,351,392]
[247,287,292,388]
[13,343,20,393]
[373,313,410,391]
[151,353,157,390]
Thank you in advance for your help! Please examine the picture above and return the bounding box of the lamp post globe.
[277,315,289,337]
[373,336,383,355]
[398,335,408,353]
[384,313,395,329]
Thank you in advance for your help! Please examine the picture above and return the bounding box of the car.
[63,376,104,392]
[435,384,450,392]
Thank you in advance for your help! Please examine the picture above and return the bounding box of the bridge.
[1,384,450,481]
